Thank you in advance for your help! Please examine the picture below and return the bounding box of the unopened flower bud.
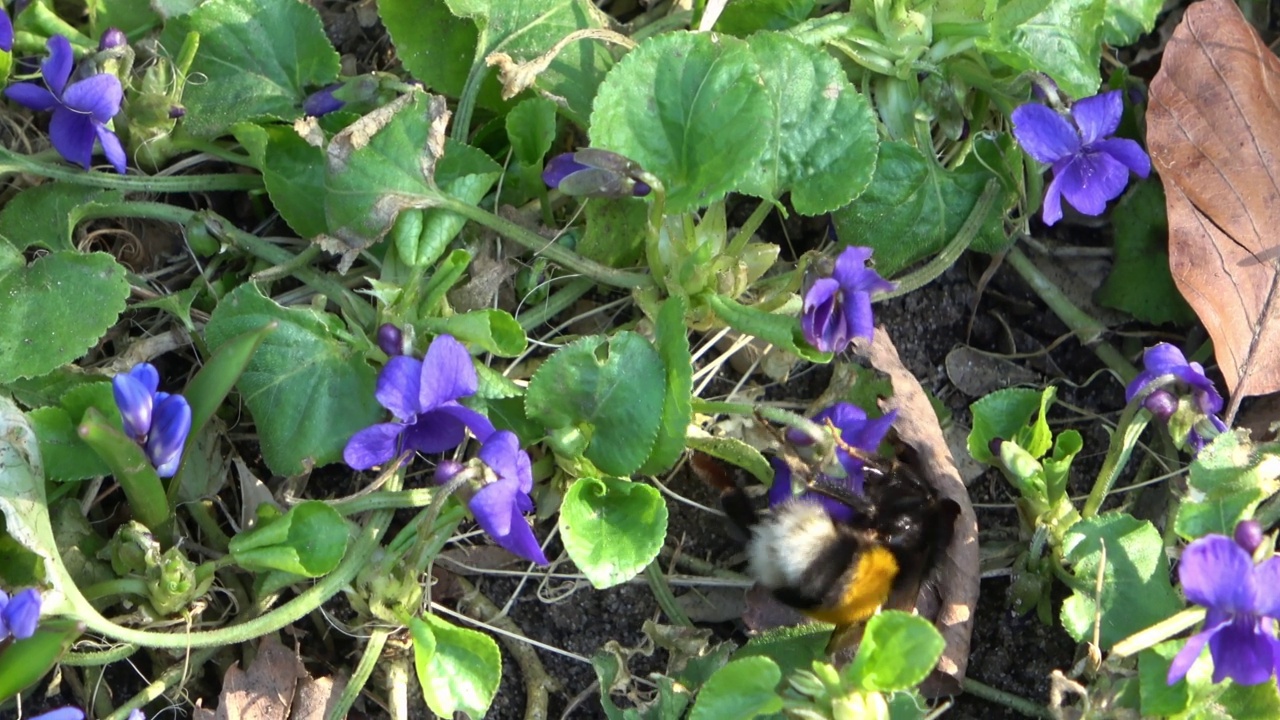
[377,323,404,357]
[304,83,344,117]
[98,27,127,51]
[1235,519,1264,555]
[1143,389,1178,423]
[435,460,464,485]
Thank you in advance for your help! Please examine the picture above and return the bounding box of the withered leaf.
[1147,0,1280,402]
[201,636,306,720]
[858,329,980,697]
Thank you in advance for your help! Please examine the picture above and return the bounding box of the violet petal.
[1011,103,1079,164]
[342,422,405,470]
[418,334,477,410]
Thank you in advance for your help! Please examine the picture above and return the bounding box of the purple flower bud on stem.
[304,83,344,117]
[1143,389,1178,423]
[98,27,127,51]
[377,323,404,357]
[0,6,13,53]
[435,459,464,485]
[1235,520,1264,555]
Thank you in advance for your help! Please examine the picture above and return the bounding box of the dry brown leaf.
[290,675,347,720]
[1147,0,1280,403]
[205,636,306,720]
[858,329,980,698]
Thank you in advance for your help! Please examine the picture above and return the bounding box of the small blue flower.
[112,363,192,477]
[543,149,651,198]
[773,403,897,520]
[0,587,42,640]
[1126,343,1226,453]
[1011,90,1150,225]
[0,5,13,53]
[30,709,86,720]
[801,246,895,353]
[4,35,127,173]
[467,430,548,565]
[344,334,495,470]
[1167,523,1280,686]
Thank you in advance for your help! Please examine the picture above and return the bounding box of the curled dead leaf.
[857,328,980,697]
[1147,0,1280,404]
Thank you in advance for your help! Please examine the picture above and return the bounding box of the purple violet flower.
[468,430,548,565]
[343,334,495,470]
[3,35,127,174]
[801,246,895,353]
[1011,90,1150,226]
[30,709,87,720]
[543,149,651,198]
[771,404,897,522]
[1126,343,1227,453]
[1167,524,1280,686]
[1,587,42,640]
[111,363,192,478]
[1,6,13,53]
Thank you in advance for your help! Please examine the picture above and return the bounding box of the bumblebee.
[699,448,959,631]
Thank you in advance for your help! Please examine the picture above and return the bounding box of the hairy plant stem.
[329,628,392,720]
[880,178,999,299]
[0,147,263,192]
[961,678,1053,719]
[77,201,373,327]
[725,199,774,258]
[58,504,393,648]
[454,575,556,720]
[431,193,654,288]
[1082,401,1151,519]
[102,646,219,720]
[1004,244,1136,382]
[644,561,693,627]
[516,276,595,331]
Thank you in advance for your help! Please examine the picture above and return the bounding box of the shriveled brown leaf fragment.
[857,329,980,698]
[1147,0,1280,402]
[290,675,347,720]
[204,636,306,720]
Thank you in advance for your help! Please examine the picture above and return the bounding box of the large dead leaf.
[858,330,980,697]
[1147,0,1280,401]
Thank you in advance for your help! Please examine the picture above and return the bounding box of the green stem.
[187,500,232,553]
[1005,244,1136,382]
[692,399,830,453]
[961,678,1053,719]
[81,577,149,603]
[60,644,139,666]
[329,628,391,720]
[1082,403,1150,519]
[725,200,773,258]
[103,647,220,720]
[516,276,594,330]
[880,178,999,299]
[76,201,373,327]
[329,487,438,515]
[452,61,488,143]
[429,193,653,288]
[60,508,393,648]
[0,147,263,193]
[644,561,692,627]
